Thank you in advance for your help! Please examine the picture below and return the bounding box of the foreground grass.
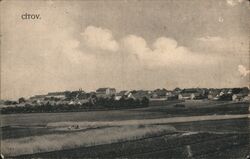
[2,125,176,157]
[15,131,250,159]
[3,114,249,157]
[1,101,249,158]
[14,118,250,159]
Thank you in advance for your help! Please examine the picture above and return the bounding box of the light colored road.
[48,114,250,128]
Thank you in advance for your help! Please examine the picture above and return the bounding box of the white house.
[96,88,116,96]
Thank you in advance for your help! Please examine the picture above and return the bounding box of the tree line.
[1,96,149,114]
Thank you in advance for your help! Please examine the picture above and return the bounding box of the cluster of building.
[13,87,248,107]
[95,87,250,101]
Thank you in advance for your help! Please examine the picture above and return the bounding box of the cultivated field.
[1,101,249,158]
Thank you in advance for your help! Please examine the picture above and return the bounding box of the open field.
[6,118,250,159]
[1,101,249,158]
[1,101,248,126]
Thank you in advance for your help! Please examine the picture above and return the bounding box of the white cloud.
[226,0,245,6]
[122,35,215,68]
[121,35,150,56]
[81,26,119,52]
[238,65,250,77]
[41,25,93,65]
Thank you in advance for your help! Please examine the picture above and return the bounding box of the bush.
[18,97,26,103]
[141,97,149,107]
[1,96,149,114]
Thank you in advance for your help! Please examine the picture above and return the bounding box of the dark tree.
[18,97,26,103]
[141,97,149,106]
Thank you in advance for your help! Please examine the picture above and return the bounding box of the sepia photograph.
[0,0,249,158]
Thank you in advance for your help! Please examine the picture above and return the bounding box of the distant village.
[2,87,250,108]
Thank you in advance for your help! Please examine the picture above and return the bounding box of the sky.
[1,0,249,99]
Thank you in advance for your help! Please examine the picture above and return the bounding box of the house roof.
[180,92,201,97]
[116,90,129,96]
[132,90,150,99]
[96,88,116,92]
[153,89,168,95]
[96,88,109,92]
[208,89,221,96]
[47,92,66,96]
[232,88,249,95]
[174,87,182,91]
[181,89,200,94]
[179,89,204,97]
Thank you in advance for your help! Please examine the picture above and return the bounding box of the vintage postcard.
[0,0,249,158]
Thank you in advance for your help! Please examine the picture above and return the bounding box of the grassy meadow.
[1,100,249,158]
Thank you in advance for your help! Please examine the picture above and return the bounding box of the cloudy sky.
[1,0,249,99]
